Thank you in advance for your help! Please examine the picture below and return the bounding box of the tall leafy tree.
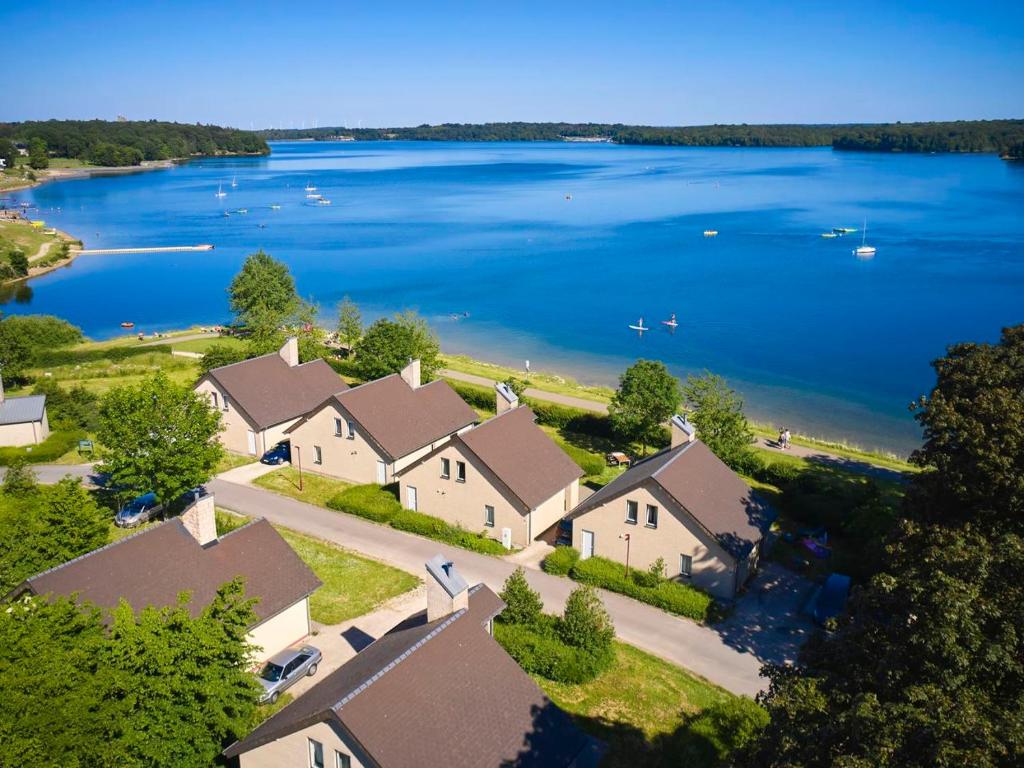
[228,250,298,338]
[682,372,754,467]
[354,311,441,382]
[608,359,681,455]
[292,299,330,363]
[0,319,34,384]
[96,372,223,504]
[336,295,363,352]
[0,138,16,170]
[27,137,48,170]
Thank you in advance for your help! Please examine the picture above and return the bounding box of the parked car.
[256,644,322,704]
[555,519,573,547]
[114,492,165,528]
[261,441,291,465]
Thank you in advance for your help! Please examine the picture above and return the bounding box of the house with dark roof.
[0,374,49,446]
[195,337,347,457]
[9,494,322,662]
[284,360,478,485]
[395,384,583,549]
[224,555,603,768]
[565,416,769,599]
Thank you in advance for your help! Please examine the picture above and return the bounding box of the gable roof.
[0,394,46,425]
[203,353,347,430]
[568,440,768,559]
[451,407,583,509]
[291,375,477,461]
[16,517,321,625]
[225,586,601,767]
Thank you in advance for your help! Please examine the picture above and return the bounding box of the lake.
[5,141,1024,454]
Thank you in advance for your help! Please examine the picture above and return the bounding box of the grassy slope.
[0,218,60,261]
[172,335,248,354]
[253,466,350,508]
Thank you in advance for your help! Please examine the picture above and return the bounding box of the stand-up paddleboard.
[629,324,649,331]
[661,320,678,327]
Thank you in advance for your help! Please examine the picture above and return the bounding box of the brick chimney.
[180,492,218,546]
[670,414,697,448]
[495,382,518,414]
[400,358,422,389]
[278,336,299,367]
[425,554,469,621]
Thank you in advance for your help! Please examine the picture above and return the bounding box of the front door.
[376,460,386,485]
[581,530,595,560]
[246,430,257,455]
[406,485,418,511]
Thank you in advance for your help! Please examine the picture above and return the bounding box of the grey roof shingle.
[568,440,768,558]
[0,395,46,425]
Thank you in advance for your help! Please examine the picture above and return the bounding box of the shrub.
[0,429,85,466]
[560,585,615,654]
[447,380,493,411]
[633,556,666,588]
[543,545,580,575]
[494,621,610,684]
[0,314,82,348]
[570,555,715,622]
[31,379,98,431]
[499,567,543,626]
[327,484,400,523]
[754,459,801,488]
[2,457,38,496]
[199,344,249,375]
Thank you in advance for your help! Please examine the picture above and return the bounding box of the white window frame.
[440,457,450,479]
[347,420,355,439]
[646,503,658,528]
[334,417,343,436]
[680,553,693,578]
[222,396,229,412]
[456,460,466,483]
[484,504,495,527]
[209,392,218,409]
[335,752,352,768]
[308,738,325,768]
[625,499,638,524]
[313,445,323,465]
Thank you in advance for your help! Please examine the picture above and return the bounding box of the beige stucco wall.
[530,481,577,541]
[247,598,311,664]
[238,719,370,768]
[572,482,739,599]
[0,413,48,447]
[195,379,297,457]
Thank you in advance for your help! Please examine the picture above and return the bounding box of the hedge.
[327,484,507,555]
[0,429,85,466]
[543,545,580,575]
[569,555,715,622]
[33,345,173,367]
[494,619,611,684]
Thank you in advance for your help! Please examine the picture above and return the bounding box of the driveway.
[209,478,767,696]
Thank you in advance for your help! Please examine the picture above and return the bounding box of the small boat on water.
[833,226,857,234]
[305,193,322,200]
[215,183,227,199]
[304,181,317,192]
[629,317,650,332]
[821,232,838,239]
[661,313,679,328]
[703,230,718,237]
[121,322,135,329]
[853,219,876,257]
[236,208,248,214]
[270,204,281,210]
[222,211,231,217]
[317,198,332,206]
[230,176,238,188]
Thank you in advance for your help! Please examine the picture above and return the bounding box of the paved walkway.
[209,478,766,696]
[217,460,282,484]
[441,369,609,414]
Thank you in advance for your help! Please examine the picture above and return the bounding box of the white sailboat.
[854,219,876,257]
[215,183,227,199]
[230,176,238,188]
[304,181,317,192]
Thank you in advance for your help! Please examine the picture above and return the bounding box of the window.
[347,420,355,439]
[646,504,658,528]
[209,392,218,409]
[485,505,495,527]
[222,396,229,412]
[334,417,343,436]
[313,445,323,465]
[308,739,325,768]
[335,752,352,768]
[440,457,450,479]
[680,554,693,578]
[456,461,466,482]
[625,500,638,524]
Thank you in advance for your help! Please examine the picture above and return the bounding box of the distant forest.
[259,120,1024,157]
[0,120,269,167]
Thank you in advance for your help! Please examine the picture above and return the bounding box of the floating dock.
[75,244,214,255]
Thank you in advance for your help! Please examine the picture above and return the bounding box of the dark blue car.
[261,441,291,465]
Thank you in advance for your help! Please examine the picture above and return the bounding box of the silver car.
[256,644,322,704]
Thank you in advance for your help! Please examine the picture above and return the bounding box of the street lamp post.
[621,533,631,578]
[294,445,303,492]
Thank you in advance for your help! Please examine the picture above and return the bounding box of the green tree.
[27,137,48,170]
[682,372,754,467]
[1,457,38,497]
[228,250,298,337]
[559,585,615,655]
[0,138,16,170]
[909,324,1024,534]
[505,377,529,400]
[608,359,681,455]
[96,372,223,504]
[292,300,330,363]
[354,311,441,382]
[32,379,99,431]
[0,320,34,383]
[35,477,109,567]
[499,567,543,626]
[7,249,28,276]
[199,343,249,375]
[336,296,363,353]
[0,314,82,348]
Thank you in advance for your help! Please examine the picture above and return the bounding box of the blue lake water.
[5,141,1024,454]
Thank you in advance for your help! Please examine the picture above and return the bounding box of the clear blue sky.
[3,1,1022,127]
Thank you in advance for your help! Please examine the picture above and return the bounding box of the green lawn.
[0,218,62,261]
[216,450,257,474]
[27,352,199,395]
[441,353,614,405]
[539,642,766,767]
[276,527,419,625]
[253,466,351,507]
[172,335,247,354]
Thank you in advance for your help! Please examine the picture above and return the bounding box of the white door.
[581,530,595,560]
[246,430,257,455]
[406,485,418,511]
[376,460,386,485]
